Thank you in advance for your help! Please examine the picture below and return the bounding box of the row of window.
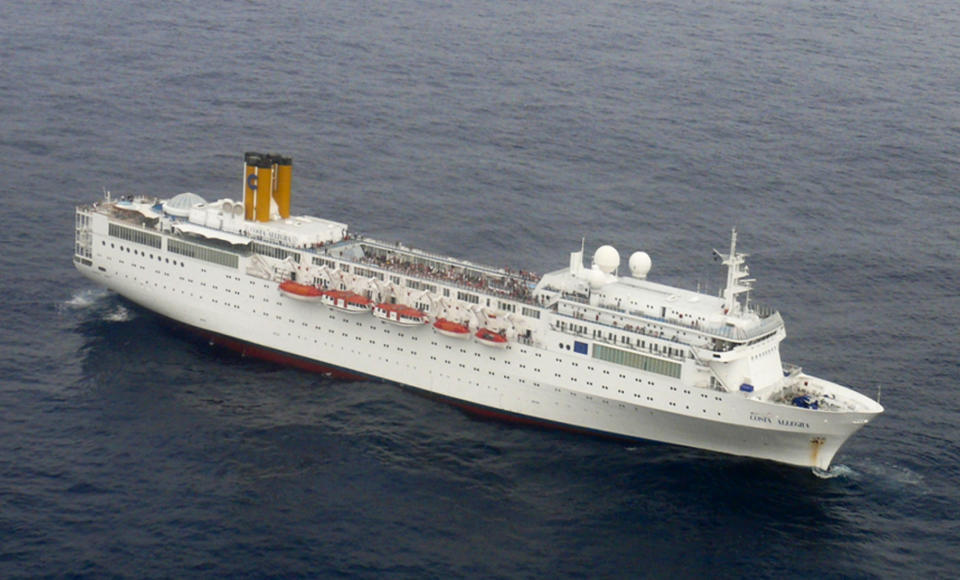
[407,279,437,292]
[76,211,91,229]
[312,256,337,269]
[559,319,688,361]
[108,223,162,249]
[593,344,682,379]
[457,290,480,304]
[251,241,300,263]
[168,239,239,268]
[104,240,187,267]
[354,266,385,281]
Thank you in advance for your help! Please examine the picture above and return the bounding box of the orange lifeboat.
[433,318,470,339]
[475,328,508,348]
[373,303,428,326]
[278,280,324,302]
[321,290,373,313]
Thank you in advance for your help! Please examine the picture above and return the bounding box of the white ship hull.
[72,157,882,470]
[73,234,872,469]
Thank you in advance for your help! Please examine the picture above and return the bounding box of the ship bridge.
[535,239,784,347]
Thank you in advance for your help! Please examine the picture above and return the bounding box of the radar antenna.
[715,228,754,315]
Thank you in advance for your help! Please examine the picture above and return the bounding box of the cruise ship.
[73,153,883,470]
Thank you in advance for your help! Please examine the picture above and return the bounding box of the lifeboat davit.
[373,303,428,326]
[475,328,508,348]
[433,318,470,339]
[321,290,373,313]
[279,280,324,302]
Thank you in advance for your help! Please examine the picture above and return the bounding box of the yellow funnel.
[274,156,292,219]
[243,152,261,221]
[255,158,273,222]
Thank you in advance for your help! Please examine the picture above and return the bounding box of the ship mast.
[718,228,754,315]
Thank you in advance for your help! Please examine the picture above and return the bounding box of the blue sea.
[1,0,958,577]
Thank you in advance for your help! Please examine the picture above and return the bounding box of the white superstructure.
[73,153,883,470]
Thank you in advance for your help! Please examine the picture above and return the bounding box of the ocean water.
[1,0,958,577]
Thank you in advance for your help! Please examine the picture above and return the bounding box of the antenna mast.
[719,228,754,315]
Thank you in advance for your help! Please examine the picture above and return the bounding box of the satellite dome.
[587,267,607,289]
[629,251,652,279]
[593,245,620,274]
[163,192,207,217]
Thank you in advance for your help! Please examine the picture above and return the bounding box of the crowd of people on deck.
[359,251,539,304]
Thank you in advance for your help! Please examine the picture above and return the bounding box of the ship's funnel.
[243,152,261,221]
[242,152,292,222]
[274,156,292,219]
[255,157,274,222]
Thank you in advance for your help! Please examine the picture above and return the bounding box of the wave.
[812,464,855,479]
[103,305,131,322]
[59,287,136,323]
[59,288,109,311]
[856,460,926,489]
[814,460,927,502]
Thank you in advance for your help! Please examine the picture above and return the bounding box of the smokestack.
[256,156,273,222]
[243,152,261,221]
[255,156,273,222]
[274,156,292,219]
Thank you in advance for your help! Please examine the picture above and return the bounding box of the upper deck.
[80,193,542,308]
[80,191,781,348]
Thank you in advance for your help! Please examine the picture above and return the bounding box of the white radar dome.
[588,267,607,289]
[593,245,620,274]
[629,251,652,279]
